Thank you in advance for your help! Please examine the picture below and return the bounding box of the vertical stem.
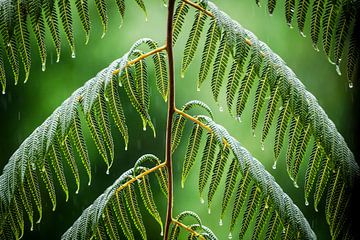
[164,0,176,239]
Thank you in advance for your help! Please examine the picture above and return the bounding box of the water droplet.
[181,72,185,79]
[288,23,293,29]
[335,65,342,76]
[305,199,309,206]
[160,230,164,236]
[315,207,318,212]
[208,208,211,214]
[348,81,353,88]
[75,189,79,194]
[106,169,110,175]
[219,219,223,226]
[145,17,148,22]
[42,166,45,172]
[278,106,283,111]
[31,162,36,170]
[2,91,5,95]
[235,116,242,122]
[125,145,128,151]
[252,129,256,137]
[300,32,306,38]
[261,142,265,151]
[143,125,147,131]
[219,106,224,112]
[200,197,205,204]
[272,161,277,170]
[282,227,286,234]
[196,87,201,92]
[85,35,90,45]
[269,13,273,17]
[101,32,106,39]
[41,62,46,72]
[56,54,60,63]
[312,44,319,52]
[71,51,76,59]
[228,232,233,239]
[88,181,91,186]
[265,202,269,209]
[163,3,168,7]
[30,225,33,231]
[293,181,299,188]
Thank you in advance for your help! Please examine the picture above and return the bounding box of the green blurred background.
[0,0,358,239]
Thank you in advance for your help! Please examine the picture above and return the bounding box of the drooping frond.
[253,0,359,85]
[0,0,151,92]
[62,154,166,240]
[0,39,167,239]
[176,1,359,237]
[173,109,316,239]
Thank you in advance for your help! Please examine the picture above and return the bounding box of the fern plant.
[0,0,358,239]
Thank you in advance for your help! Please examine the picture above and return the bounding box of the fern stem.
[164,0,176,239]
[171,219,206,240]
[115,162,166,193]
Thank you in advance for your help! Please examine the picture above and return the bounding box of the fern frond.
[95,0,108,38]
[220,158,239,220]
[173,2,189,44]
[75,0,90,43]
[285,0,296,27]
[322,0,340,58]
[297,0,310,35]
[58,0,75,56]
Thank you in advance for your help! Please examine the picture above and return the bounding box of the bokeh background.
[0,0,358,239]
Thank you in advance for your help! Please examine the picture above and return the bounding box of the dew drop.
[163,3,168,7]
[71,51,76,59]
[282,228,286,234]
[335,65,342,76]
[56,54,60,63]
[181,72,185,79]
[30,225,34,231]
[219,106,224,112]
[200,197,205,204]
[293,181,299,188]
[85,35,90,45]
[208,208,211,214]
[197,87,201,92]
[145,17,148,22]
[143,125,147,131]
[31,162,36,170]
[106,169,110,175]
[2,91,5,95]
[278,106,283,111]
[315,207,318,212]
[219,219,223,226]
[7,42,10,47]
[305,199,309,206]
[75,189,79,194]
[272,161,277,170]
[41,62,46,72]
[261,142,265,151]
[42,166,45,172]
[348,81,353,89]
[235,116,242,122]
[252,129,256,138]
[269,13,273,16]
[125,145,128,151]
[312,44,319,52]
[160,230,164,236]
[300,31,306,38]
[265,202,269,209]
[88,181,91,186]
[228,232,233,239]
[101,32,106,39]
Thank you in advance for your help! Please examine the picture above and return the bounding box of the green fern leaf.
[173,2,189,44]
[26,161,42,223]
[148,42,168,101]
[133,51,150,111]
[37,159,56,211]
[114,0,125,27]
[297,0,310,35]
[49,142,69,201]
[70,111,92,186]
[95,0,108,38]
[171,114,186,153]
[137,175,163,233]
[273,100,291,162]
[112,193,135,240]
[304,142,323,204]
[124,184,147,240]
[198,20,221,88]
[182,10,207,76]
[107,77,129,150]
[103,206,120,240]
[322,0,340,58]
[15,0,31,82]
[134,0,147,18]
[261,85,280,144]
[252,196,271,239]
[43,0,61,62]
[292,124,311,185]
[268,0,277,15]
[285,0,296,27]
[75,0,90,43]
[207,147,230,209]
[265,211,280,240]
[238,185,261,238]
[182,124,203,188]
[226,60,242,116]
[58,0,75,56]
[314,156,330,211]
[19,181,34,231]
[220,158,239,220]
[310,0,326,50]
[211,33,230,102]
[0,48,6,93]
[286,116,302,181]
[198,133,217,198]
[347,20,359,85]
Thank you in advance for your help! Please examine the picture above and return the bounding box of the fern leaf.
[43,0,61,62]
[251,66,270,131]
[58,0,75,56]
[207,147,229,209]
[198,20,221,88]
[0,48,6,93]
[95,0,108,38]
[59,135,80,194]
[49,142,69,201]
[211,33,230,102]
[310,0,326,50]
[103,206,120,240]
[252,196,271,239]
[26,161,42,223]
[268,0,277,15]
[149,42,168,101]
[182,124,203,188]
[273,100,291,161]
[226,60,242,116]
[171,114,186,153]
[285,0,296,27]
[95,87,114,161]
[173,2,189,44]
[138,175,163,232]
[125,184,147,240]
[107,77,129,149]
[286,116,302,180]
[29,4,47,70]
[292,124,311,184]
[297,0,310,35]
[220,158,239,219]
[133,51,150,111]
[75,0,90,43]
[314,156,330,211]
[230,170,251,232]
[15,0,31,82]
[70,111,92,185]
[261,85,280,144]
[19,181,34,231]
[238,185,261,238]
[37,159,56,211]
[265,211,280,240]
[304,142,323,203]
[114,0,125,27]
[347,20,359,85]
[112,193,135,240]
[134,0,147,18]
[198,133,217,198]
[182,10,207,76]
[322,0,340,58]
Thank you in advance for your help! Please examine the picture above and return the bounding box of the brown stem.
[164,0,176,239]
